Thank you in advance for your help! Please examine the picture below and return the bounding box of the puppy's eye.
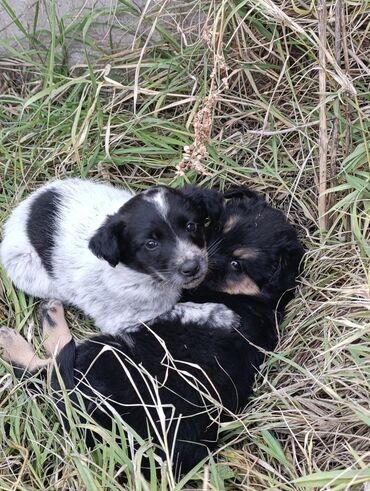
[230,260,242,272]
[145,239,159,250]
[186,222,197,233]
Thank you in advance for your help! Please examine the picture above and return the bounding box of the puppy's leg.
[39,300,72,357]
[158,302,240,330]
[0,327,50,372]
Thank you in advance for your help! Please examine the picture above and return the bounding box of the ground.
[0,1,369,490]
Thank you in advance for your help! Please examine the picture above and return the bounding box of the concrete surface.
[0,0,202,65]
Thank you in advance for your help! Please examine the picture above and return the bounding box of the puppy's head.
[204,187,304,307]
[89,185,223,289]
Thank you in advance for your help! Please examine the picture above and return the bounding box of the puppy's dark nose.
[180,259,200,277]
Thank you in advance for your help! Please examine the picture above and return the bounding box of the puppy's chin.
[148,270,207,289]
[181,273,206,289]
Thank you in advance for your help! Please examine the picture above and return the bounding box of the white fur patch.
[159,302,240,330]
[145,188,168,220]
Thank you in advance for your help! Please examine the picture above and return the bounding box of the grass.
[0,0,369,489]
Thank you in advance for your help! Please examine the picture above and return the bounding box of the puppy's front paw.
[166,302,240,330]
[198,303,240,330]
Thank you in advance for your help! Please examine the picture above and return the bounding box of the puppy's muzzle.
[179,255,207,288]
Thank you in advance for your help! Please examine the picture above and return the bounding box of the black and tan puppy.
[0,187,304,477]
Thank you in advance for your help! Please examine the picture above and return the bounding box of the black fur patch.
[27,189,61,275]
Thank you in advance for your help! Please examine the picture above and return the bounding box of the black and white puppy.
[0,179,222,333]
[0,187,304,477]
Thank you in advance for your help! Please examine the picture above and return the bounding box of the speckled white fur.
[0,179,183,334]
[158,302,240,330]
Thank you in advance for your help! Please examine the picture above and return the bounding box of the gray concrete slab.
[0,0,204,65]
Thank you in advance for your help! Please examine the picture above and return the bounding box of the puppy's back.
[0,178,133,298]
[48,178,132,248]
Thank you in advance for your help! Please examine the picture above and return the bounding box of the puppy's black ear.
[182,186,225,224]
[224,186,261,202]
[89,214,125,267]
[263,238,305,314]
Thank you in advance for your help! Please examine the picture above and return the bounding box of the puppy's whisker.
[153,270,177,275]
[207,245,223,259]
[151,272,173,283]
[151,273,178,288]
[206,261,216,271]
[147,266,177,282]
[207,250,219,260]
[207,238,224,256]
[207,242,221,254]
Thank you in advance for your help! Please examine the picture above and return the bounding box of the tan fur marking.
[223,216,238,234]
[0,327,51,371]
[233,247,259,260]
[221,277,260,296]
[41,300,72,357]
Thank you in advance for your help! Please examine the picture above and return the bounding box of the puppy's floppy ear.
[89,214,125,267]
[182,186,225,224]
[224,186,261,202]
[263,237,305,313]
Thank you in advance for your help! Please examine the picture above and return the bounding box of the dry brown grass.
[0,0,369,489]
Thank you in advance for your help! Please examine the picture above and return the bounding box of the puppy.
[0,179,222,333]
[0,187,304,477]
[205,187,305,314]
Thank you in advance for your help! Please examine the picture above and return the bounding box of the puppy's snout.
[180,259,200,277]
